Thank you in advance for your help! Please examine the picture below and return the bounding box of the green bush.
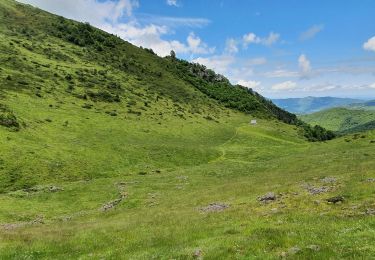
[0,104,21,131]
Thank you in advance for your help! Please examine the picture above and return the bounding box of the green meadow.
[1,0,375,259]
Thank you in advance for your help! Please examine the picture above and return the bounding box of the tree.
[170,50,176,59]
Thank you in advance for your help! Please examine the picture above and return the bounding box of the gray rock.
[258,192,277,202]
[306,244,320,251]
[321,177,337,183]
[49,185,64,192]
[193,249,203,258]
[200,203,229,212]
[101,193,127,211]
[303,184,330,195]
[288,246,301,255]
[327,196,344,204]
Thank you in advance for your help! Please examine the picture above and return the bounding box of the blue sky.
[19,0,375,99]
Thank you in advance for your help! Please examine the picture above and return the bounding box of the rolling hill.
[272,96,364,114]
[300,107,375,134]
[0,0,375,259]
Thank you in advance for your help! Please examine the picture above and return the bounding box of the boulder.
[258,192,276,202]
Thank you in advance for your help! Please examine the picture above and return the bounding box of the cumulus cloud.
[299,24,324,41]
[363,36,375,52]
[271,81,297,91]
[225,38,239,54]
[18,0,138,23]
[237,80,262,90]
[242,32,280,48]
[192,55,235,75]
[243,33,260,47]
[262,32,280,46]
[166,0,178,6]
[187,32,215,55]
[298,54,312,77]
[19,0,213,57]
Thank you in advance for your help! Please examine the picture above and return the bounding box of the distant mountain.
[300,107,375,134]
[272,96,364,114]
[346,100,375,111]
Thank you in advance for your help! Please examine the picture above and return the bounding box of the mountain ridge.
[272,96,365,114]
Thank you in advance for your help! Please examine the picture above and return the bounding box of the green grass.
[0,0,375,259]
[300,107,375,134]
[1,98,375,258]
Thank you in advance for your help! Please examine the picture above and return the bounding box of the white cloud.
[187,32,215,55]
[243,33,260,47]
[271,81,297,91]
[369,83,375,89]
[262,32,280,46]
[264,70,299,78]
[225,38,239,54]
[237,80,261,90]
[192,55,235,75]
[105,23,213,56]
[166,0,178,6]
[18,0,138,23]
[246,57,267,66]
[242,32,280,48]
[19,0,214,57]
[299,24,324,41]
[309,84,338,92]
[298,54,312,77]
[138,15,210,28]
[363,36,375,52]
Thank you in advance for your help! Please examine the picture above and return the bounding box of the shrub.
[86,90,120,103]
[0,104,21,131]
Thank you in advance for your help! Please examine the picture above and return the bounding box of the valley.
[0,0,375,259]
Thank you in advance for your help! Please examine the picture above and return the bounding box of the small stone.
[327,196,344,204]
[258,192,276,202]
[200,203,229,212]
[193,249,202,258]
[321,177,337,183]
[49,185,63,192]
[288,246,301,255]
[302,184,330,195]
[306,244,320,251]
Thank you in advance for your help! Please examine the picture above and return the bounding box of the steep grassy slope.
[0,0,374,259]
[0,0,334,142]
[273,96,364,114]
[301,107,375,134]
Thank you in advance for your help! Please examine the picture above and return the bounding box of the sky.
[18,0,375,99]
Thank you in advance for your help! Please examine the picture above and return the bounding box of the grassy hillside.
[0,0,374,259]
[273,96,363,114]
[300,107,375,134]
